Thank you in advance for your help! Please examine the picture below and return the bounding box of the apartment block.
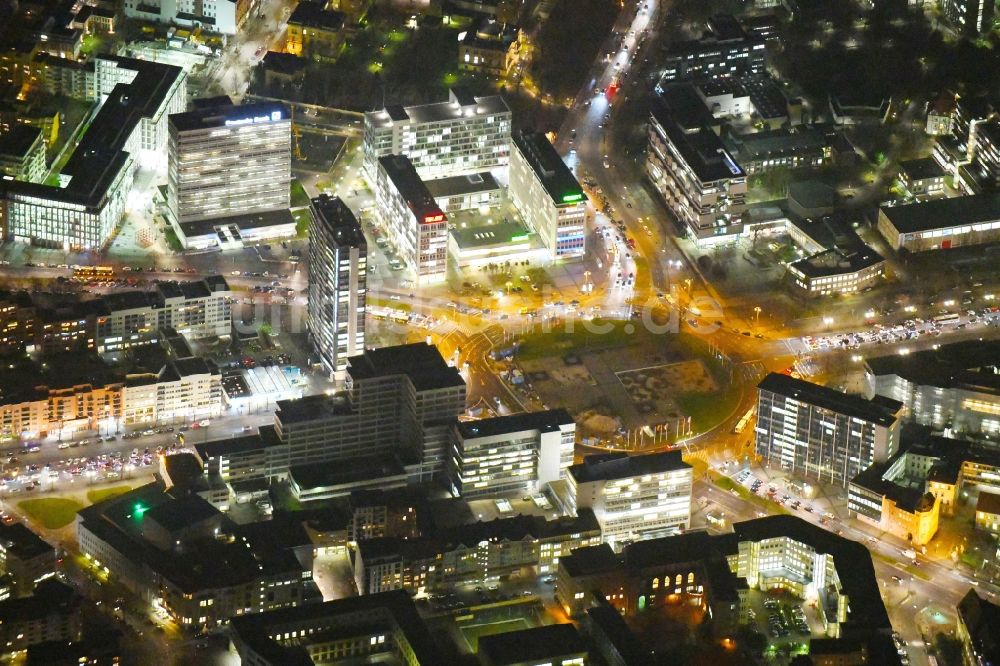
[448,409,576,498]
[374,155,449,285]
[646,84,746,245]
[567,451,692,548]
[509,130,588,259]
[308,194,366,379]
[363,87,511,182]
[755,373,903,487]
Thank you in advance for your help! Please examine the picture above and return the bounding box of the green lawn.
[18,498,84,530]
[676,387,743,433]
[163,227,184,253]
[460,618,531,652]
[86,485,133,505]
[293,209,312,237]
[290,179,311,208]
[516,319,664,361]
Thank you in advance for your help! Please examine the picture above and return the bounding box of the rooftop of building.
[586,601,654,664]
[789,247,884,279]
[0,522,54,561]
[287,1,345,30]
[652,84,745,183]
[288,454,408,490]
[879,193,1000,234]
[25,630,122,666]
[568,450,690,483]
[347,342,465,392]
[229,590,444,666]
[899,157,946,181]
[850,462,935,513]
[865,339,1000,394]
[461,18,519,48]
[274,393,355,424]
[143,493,218,532]
[0,125,42,159]
[169,100,288,133]
[0,353,125,408]
[450,221,534,249]
[377,154,445,223]
[958,589,1000,664]
[730,126,829,160]
[454,408,574,439]
[194,425,284,459]
[977,491,1000,515]
[512,130,586,206]
[261,50,307,76]
[309,194,365,248]
[365,87,510,129]
[758,373,903,425]
[0,579,78,624]
[423,171,500,198]
[478,624,586,664]
[178,208,296,239]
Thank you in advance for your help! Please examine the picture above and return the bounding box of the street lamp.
[754,306,762,324]
[684,278,692,294]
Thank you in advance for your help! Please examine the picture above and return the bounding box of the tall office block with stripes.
[755,373,903,487]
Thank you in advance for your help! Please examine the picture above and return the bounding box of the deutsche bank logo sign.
[225,110,284,127]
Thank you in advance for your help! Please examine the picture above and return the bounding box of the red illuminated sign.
[423,214,445,223]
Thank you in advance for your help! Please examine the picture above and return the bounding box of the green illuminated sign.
[562,193,584,202]
[511,234,529,242]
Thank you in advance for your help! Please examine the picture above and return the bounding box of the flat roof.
[790,247,884,279]
[169,100,288,133]
[652,85,745,183]
[0,125,42,158]
[423,171,500,198]
[178,208,296,239]
[287,2,344,30]
[865,339,1000,394]
[288,455,407,490]
[899,157,945,181]
[275,393,354,424]
[879,193,1000,234]
[455,408,573,439]
[450,221,532,249]
[512,130,585,205]
[347,342,464,392]
[977,491,1000,515]
[309,194,365,249]
[568,450,690,483]
[478,624,586,664]
[365,88,510,129]
[0,523,54,561]
[377,155,445,223]
[758,373,902,425]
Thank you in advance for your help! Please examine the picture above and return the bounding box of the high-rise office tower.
[167,100,290,225]
[308,194,367,379]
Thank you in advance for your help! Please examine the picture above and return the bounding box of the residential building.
[957,589,1000,666]
[976,492,1000,533]
[658,14,766,82]
[848,454,939,546]
[229,591,445,665]
[307,194,366,379]
[877,194,1000,252]
[425,171,502,213]
[864,340,1000,435]
[787,247,885,295]
[0,523,56,598]
[374,155,449,285]
[0,126,46,183]
[0,581,81,654]
[195,343,466,496]
[557,516,897,658]
[363,87,511,182]
[509,130,588,259]
[448,409,576,498]
[755,373,904,487]
[0,56,186,250]
[458,19,520,76]
[646,84,746,245]
[898,157,946,196]
[942,0,995,35]
[285,3,345,60]
[122,0,257,34]
[567,451,692,548]
[353,510,601,594]
[478,624,588,666]
[76,481,316,630]
[167,100,291,226]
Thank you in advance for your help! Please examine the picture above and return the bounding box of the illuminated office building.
[167,100,291,225]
